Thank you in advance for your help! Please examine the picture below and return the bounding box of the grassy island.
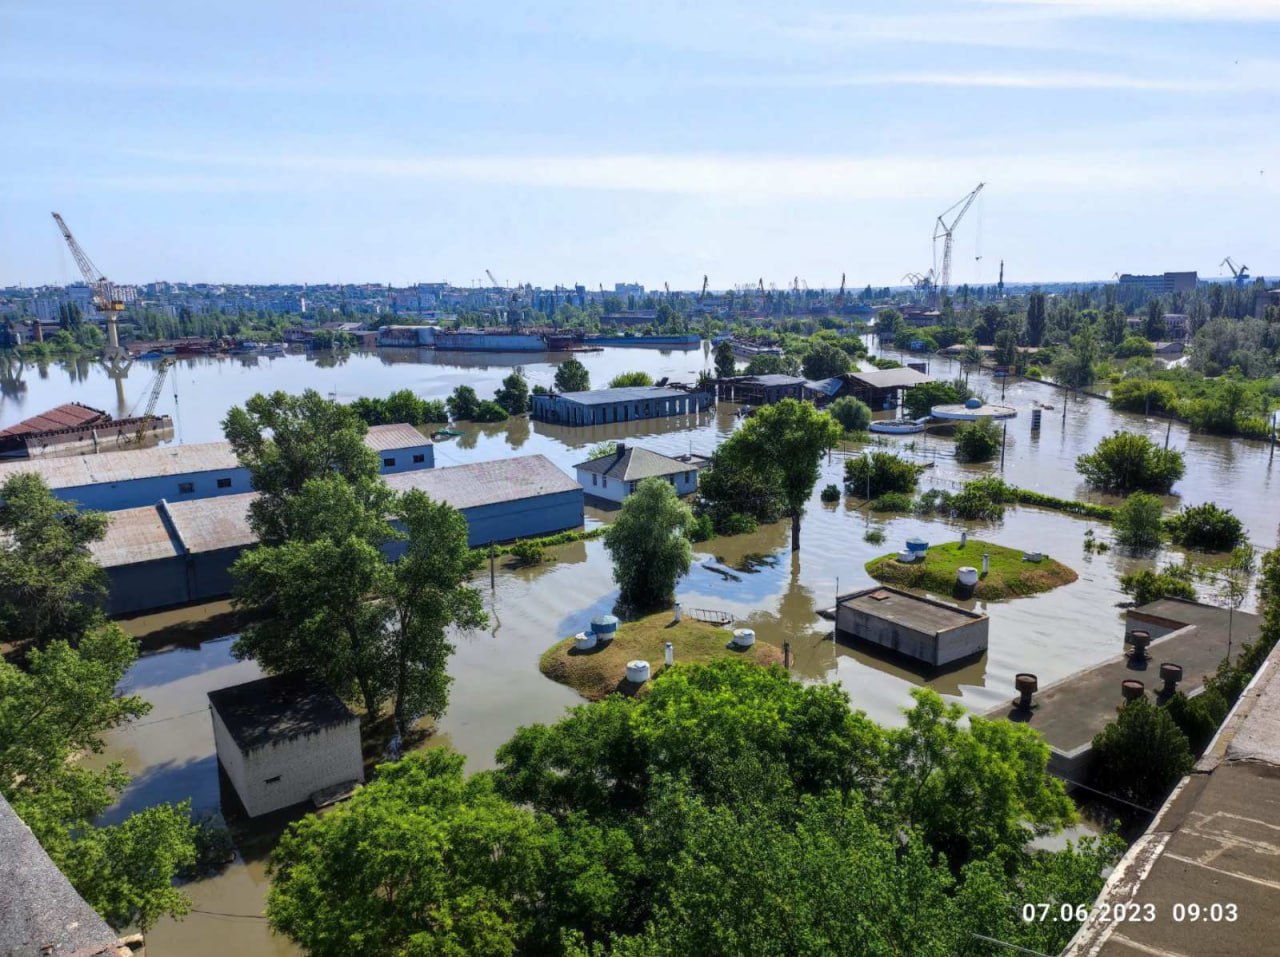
[540,610,783,700]
[865,539,1077,600]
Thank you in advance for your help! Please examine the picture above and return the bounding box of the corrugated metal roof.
[804,377,844,396]
[165,495,257,554]
[364,422,432,452]
[0,402,108,439]
[847,368,933,390]
[387,454,579,509]
[550,386,694,405]
[739,374,807,386]
[90,505,181,567]
[574,445,704,481]
[0,425,428,490]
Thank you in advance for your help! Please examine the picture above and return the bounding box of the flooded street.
[13,344,1278,955]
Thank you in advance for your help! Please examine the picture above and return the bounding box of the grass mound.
[865,539,1077,601]
[540,610,783,700]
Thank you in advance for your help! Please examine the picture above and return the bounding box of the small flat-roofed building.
[531,386,713,426]
[574,442,709,503]
[208,672,363,818]
[836,585,988,668]
[842,368,934,410]
[0,422,432,511]
[718,374,808,405]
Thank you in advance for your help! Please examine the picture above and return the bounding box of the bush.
[870,492,914,512]
[1091,697,1193,809]
[1119,565,1197,605]
[1164,503,1246,552]
[864,528,886,544]
[1109,378,1178,416]
[844,452,924,498]
[1114,336,1154,359]
[1113,493,1165,549]
[948,483,1006,521]
[608,371,653,388]
[913,488,952,515]
[1076,431,1185,493]
[718,512,758,536]
[819,483,841,503]
[184,812,235,878]
[473,400,510,423]
[902,379,972,419]
[509,539,546,566]
[447,385,481,420]
[828,396,872,433]
[494,372,530,414]
[687,513,714,543]
[953,418,1003,463]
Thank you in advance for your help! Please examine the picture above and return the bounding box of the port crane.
[700,275,709,301]
[485,269,500,288]
[834,273,846,310]
[130,357,174,443]
[50,213,127,360]
[932,183,984,302]
[1220,257,1250,286]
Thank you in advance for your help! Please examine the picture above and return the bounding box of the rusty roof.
[0,402,108,439]
[90,506,181,567]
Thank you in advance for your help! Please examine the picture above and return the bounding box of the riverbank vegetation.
[866,539,1078,600]
[266,659,1121,957]
[1076,431,1185,493]
[844,450,925,498]
[539,612,782,700]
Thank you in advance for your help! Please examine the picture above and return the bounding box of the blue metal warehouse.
[90,454,584,615]
[0,423,434,512]
[531,385,713,426]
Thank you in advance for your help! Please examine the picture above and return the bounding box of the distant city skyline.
[2,0,1276,289]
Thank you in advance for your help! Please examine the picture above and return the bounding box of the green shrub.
[870,492,914,512]
[1026,366,1043,379]
[819,483,841,503]
[844,452,924,498]
[509,539,546,566]
[953,418,1003,463]
[902,379,972,419]
[718,512,758,536]
[1164,503,1246,552]
[1119,565,1197,605]
[473,400,510,422]
[1076,431,1185,493]
[183,812,236,878]
[828,396,873,433]
[948,484,1006,521]
[687,513,715,543]
[1091,697,1193,808]
[1109,378,1179,415]
[608,371,654,388]
[864,528,886,544]
[913,488,952,515]
[1113,493,1166,549]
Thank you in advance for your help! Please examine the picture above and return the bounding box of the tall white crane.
[932,183,984,302]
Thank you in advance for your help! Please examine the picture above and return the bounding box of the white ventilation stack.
[626,660,651,683]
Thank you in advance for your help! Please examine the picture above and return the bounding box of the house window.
[177,482,195,495]
[264,775,281,785]
[602,478,608,488]
[629,481,637,493]
[685,471,692,483]
[383,457,396,468]
[216,477,232,489]
[592,473,598,486]
[412,453,425,464]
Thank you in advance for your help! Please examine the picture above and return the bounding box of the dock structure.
[0,400,173,458]
[1062,625,1280,957]
[835,585,989,668]
[91,454,584,616]
[0,423,434,512]
[531,385,713,426]
[984,598,1260,778]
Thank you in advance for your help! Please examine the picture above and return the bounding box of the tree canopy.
[555,357,591,393]
[608,371,653,388]
[603,478,694,609]
[1076,431,1185,493]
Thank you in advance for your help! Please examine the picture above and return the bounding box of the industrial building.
[0,401,173,459]
[1117,271,1198,298]
[0,422,433,512]
[91,454,584,615]
[835,586,989,668]
[531,385,714,426]
[573,443,709,503]
[208,672,363,818]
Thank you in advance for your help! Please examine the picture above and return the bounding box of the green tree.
[608,371,654,388]
[1076,431,1185,493]
[743,353,801,376]
[902,379,971,419]
[494,372,530,414]
[1026,290,1047,346]
[1120,565,1197,605]
[603,478,694,608]
[844,451,924,499]
[554,357,590,393]
[953,418,1002,463]
[474,399,510,422]
[827,395,872,433]
[448,385,482,420]
[223,389,381,544]
[1054,326,1100,389]
[1113,492,1166,549]
[713,340,736,378]
[1165,502,1246,551]
[723,398,842,551]
[1092,696,1193,808]
[992,328,1018,367]
[268,749,545,957]
[0,473,108,654]
[800,340,850,380]
[0,627,196,931]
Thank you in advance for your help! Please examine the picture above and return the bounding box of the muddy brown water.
[17,344,1278,955]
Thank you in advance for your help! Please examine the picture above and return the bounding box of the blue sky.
[2,0,1277,289]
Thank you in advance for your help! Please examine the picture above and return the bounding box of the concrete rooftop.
[840,586,985,634]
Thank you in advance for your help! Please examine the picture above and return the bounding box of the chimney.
[616,442,626,454]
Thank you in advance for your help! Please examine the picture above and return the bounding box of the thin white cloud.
[981,0,1280,21]
[718,68,1264,93]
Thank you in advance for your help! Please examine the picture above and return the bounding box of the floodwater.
[13,343,1278,955]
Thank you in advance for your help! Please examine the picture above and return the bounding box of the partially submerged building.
[208,672,363,818]
[0,423,434,511]
[835,585,989,668]
[531,385,713,426]
[717,374,807,405]
[840,368,934,410]
[573,442,709,503]
[0,400,172,459]
[91,453,584,614]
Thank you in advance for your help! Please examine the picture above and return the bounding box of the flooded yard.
[11,344,1277,955]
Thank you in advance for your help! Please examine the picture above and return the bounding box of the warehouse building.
[574,443,709,503]
[531,385,713,426]
[835,586,988,668]
[92,453,583,615]
[0,423,433,512]
[208,672,363,818]
[717,374,808,405]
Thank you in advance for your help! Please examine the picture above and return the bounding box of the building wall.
[103,558,190,616]
[532,391,713,425]
[836,604,988,667]
[375,443,434,473]
[211,709,364,818]
[452,488,583,546]
[577,468,699,503]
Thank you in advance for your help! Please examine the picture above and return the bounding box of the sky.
[1,0,1277,290]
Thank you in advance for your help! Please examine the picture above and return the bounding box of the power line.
[970,932,1054,956]
[190,907,268,921]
